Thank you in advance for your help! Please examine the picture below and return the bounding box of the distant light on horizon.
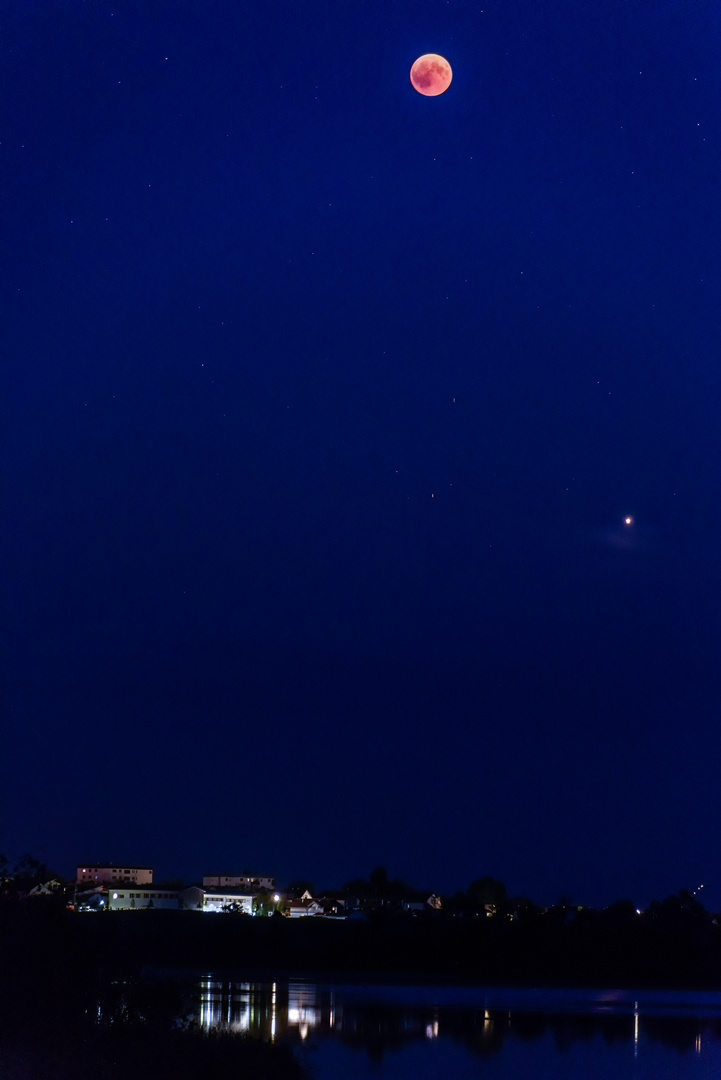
[624,516,633,526]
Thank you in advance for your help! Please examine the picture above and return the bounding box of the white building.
[106,886,178,911]
[287,895,346,918]
[202,874,276,890]
[25,879,65,899]
[77,864,153,886]
[180,886,253,914]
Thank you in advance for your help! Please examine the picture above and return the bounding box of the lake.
[189,977,721,1079]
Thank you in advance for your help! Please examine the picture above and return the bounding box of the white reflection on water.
[189,980,721,1078]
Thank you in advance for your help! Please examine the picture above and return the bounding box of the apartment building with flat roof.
[202,873,275,890]
[77,864,153,885]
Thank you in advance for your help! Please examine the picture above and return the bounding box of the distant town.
[0,853,714,925]
[3,857,453,918]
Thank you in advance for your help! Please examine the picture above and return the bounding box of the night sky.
[4,0,721,908]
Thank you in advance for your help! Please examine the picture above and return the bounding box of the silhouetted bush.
[0,906,304,1079]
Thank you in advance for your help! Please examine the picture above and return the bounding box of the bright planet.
[410,53,452,97]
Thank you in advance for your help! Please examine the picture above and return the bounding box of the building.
[287,895,346,918]
[25,880,65,899]
[77,864,154,885]
[202,873,276,890]
[106,885,178,911]
[180,886,253,914]
[402,894,443,913]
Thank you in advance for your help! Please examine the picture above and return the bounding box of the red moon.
[410,53,452,97]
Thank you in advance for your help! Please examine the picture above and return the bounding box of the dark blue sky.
[4,0,721,907]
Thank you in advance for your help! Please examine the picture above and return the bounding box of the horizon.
[6,851,714,913]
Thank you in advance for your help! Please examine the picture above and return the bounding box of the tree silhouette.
[467,877,507,912]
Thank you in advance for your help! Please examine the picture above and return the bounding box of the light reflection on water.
[190,978,721,1077]
[197,978,334,1041]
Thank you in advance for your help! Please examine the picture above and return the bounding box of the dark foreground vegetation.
[0,904,304,1080]
[0,1013,302,1080]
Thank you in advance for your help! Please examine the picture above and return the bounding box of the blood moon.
[410,54,452,97]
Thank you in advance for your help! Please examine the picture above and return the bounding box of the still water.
[190,977,721,1079]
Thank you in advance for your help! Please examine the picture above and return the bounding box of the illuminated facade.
[180,885,253,913]
[202,874,276,890]
[106,886,178,910]
[76,864,153,885]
